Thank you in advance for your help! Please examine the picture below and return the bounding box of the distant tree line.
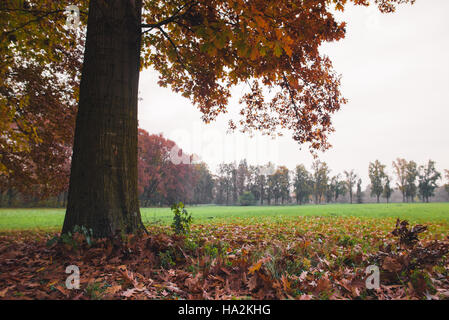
[211,158,449,206]
[2,131,449,207]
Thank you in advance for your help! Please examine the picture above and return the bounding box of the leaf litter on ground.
[0,216,448,300]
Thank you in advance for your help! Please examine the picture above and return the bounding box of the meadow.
[1,202,449,232]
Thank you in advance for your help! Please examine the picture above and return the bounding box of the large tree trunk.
[62,0,145,238]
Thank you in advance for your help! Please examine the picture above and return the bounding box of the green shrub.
[171,202,192,235]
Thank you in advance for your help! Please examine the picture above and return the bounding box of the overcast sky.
[137,0,449,187]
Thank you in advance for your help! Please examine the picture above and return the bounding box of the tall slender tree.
[356,178,363,204]
[405,161,418,202]
[277,166,290,204]
[236,160,249,197]
[383,176,393,204]
[256,167,267,206]
[344,170,358,204]
[392,158,408,202]
[368,160,386,203]
[247,165,260,204]
[262,162,276,205]
[418,160,441,203]
[312,160,330,204]
[445,170,449,198]
[293,165,312,205]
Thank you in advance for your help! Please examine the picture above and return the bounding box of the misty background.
[137,0,449,189]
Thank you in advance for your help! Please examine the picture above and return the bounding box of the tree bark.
[62,0,145,238]
[7,189,14,207]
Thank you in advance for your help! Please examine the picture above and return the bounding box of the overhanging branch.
[141,1,197,33]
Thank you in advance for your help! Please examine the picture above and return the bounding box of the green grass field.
[1,202,449,232]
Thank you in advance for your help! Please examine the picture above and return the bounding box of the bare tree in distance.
[393,158,408,203]
[344,170,358,204]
